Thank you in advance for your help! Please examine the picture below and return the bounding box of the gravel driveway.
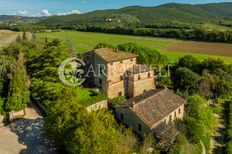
[0,104,56,154]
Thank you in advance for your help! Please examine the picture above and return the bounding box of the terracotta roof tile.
[94,48,138,63]
[125,88,185,127]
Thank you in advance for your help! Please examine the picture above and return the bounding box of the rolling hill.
[37,2,232,27]
[0,15,44,25]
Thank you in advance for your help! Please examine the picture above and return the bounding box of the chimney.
[131,102,136,108]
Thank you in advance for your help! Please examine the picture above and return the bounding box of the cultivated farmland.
[164,41,232,57]
[37,31,232,63]
[0,32,19,48]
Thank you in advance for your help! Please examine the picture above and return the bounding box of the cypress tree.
[6,52,30,111]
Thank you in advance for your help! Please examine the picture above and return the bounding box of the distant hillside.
[0,15,43,25]
[38,2,232,27]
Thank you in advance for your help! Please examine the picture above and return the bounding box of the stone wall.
[0,115,4,127]
[9,110,25,121]
[107,81,124,99]
[86,100,108,112]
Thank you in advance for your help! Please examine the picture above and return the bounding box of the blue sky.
[0,0,231,16]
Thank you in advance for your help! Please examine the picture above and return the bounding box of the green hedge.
[226,102,232,153]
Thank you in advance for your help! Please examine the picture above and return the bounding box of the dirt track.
[164,41,232,57]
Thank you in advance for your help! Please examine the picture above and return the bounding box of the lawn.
[37,31,232,64]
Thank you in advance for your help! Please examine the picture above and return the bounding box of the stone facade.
[86,100,108,112]
[127,70,155,98]
[83,48,155,99]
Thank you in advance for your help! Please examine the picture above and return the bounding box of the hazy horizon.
[0,0,231,17]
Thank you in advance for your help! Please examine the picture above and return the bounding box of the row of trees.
[62,25,232,43]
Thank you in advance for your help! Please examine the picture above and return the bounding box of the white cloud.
[14,9,80,17]
[57,10,81,16]
[16,10,28,16]
[40,9,50,16]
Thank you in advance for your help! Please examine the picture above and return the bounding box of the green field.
[37,31,232,64]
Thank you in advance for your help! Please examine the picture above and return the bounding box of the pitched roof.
[127,64,153,74]
[94,48,138,63]
[153,122,179,141]
[125,88,185,127]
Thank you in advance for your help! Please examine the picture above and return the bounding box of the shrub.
[108,96,126,106]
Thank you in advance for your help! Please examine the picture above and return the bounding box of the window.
[138,124,142,132]
[169,115,172,122]
[131,58,133,61]
[118,92,122,97]
[164,119,167,124]
[179,108,181,114]
[174,111,177,118]
[120,60,123,64]
[148,73,151,78]
[111,63,113,65]
[143,90,147,93]
[120,114,124,121]
[138,75,141,80]
[99,79,102,85]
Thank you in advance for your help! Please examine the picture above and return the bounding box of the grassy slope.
[37,31,232,64]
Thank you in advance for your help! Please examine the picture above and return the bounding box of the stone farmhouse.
[83,48,185,142]
[83,48,155,99]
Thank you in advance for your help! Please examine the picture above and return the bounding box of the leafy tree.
[45,100,137,154]
[198,70,217,99]
[212,69,232,99]
[178,56,200,73]
[95,43,115,49]
[185,95,214,148]
[0,97,4,114]
[172,67,201,94]
[156,68,172,88]
[118,43,168,66]
[200,58,225,73]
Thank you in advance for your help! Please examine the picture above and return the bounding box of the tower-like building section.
[82,48,155,99]
[126,64,155,98]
